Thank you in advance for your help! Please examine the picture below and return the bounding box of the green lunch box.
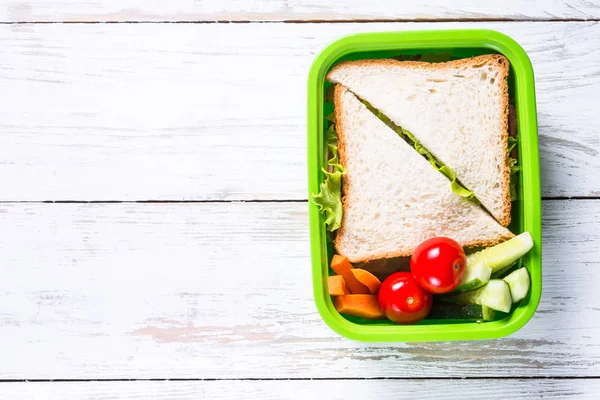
[307,29,541,342]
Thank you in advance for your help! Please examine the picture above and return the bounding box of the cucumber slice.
[444,279,512,313]
[455,232,533,293]
[482,306,497,321]
[453,262,492,293]
[503,267,531,303]
[467,232,534,275]
[429,302,496,321]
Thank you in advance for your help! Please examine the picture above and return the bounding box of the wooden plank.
[2,0,600,22]
[0,199,598,379]
[0,22,599,201]
[1,379,598,399]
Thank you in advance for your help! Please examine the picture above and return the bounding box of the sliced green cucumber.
[482,306,496,321]
[429,302,496,321]
[503,267,531,303]
[490,262,517,279]
[467,232,534,275]
[455,232,532,293]
[453,262,492,293]
[444,279,512,313]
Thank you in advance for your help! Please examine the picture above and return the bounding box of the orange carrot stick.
[351,269,382,294]
[328,275,349,296]
[330,255,370,294]
[334,295,384,319]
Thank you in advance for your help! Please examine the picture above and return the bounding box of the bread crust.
[342,234,515,264]
[332,83,514,264]
[331,84,353,258]
[328,54,513,227]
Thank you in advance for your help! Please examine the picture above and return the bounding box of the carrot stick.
[351,269,381,294]
[330,255,370,294]
[328,275,349,296]
[334,295,384,319]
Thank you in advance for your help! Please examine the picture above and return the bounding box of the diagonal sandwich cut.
[331,85,513,263]
[359,96,478,203]
[327,54,512,227]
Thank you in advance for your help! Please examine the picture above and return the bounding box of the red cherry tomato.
[378,272,433,324]
[410,237,467,294]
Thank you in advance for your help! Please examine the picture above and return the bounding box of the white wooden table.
[1,1,599,398]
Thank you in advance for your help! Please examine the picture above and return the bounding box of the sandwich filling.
[311,119,345,232]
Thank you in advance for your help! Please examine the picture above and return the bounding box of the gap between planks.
[0,200,309,204]
[0,197,596,204]
[2,376,600,382]
[1,19,600,24]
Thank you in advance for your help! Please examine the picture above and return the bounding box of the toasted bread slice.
[328,55,512,226]
[333,85,513,263]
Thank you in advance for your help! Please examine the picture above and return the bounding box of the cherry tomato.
[378,272,433,324]
[410,237,467,294]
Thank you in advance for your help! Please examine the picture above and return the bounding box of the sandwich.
[312,55,517,263]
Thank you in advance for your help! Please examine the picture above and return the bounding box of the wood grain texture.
[1,379,599,399]
[0,22,599,201]
[0,199,598,379]
[2,0,600,22]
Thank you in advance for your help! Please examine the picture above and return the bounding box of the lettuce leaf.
[508,136,520,200]
[368,105,477,202]
[311,122,345,232]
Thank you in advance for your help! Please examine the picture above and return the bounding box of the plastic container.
[307,29,541,342]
